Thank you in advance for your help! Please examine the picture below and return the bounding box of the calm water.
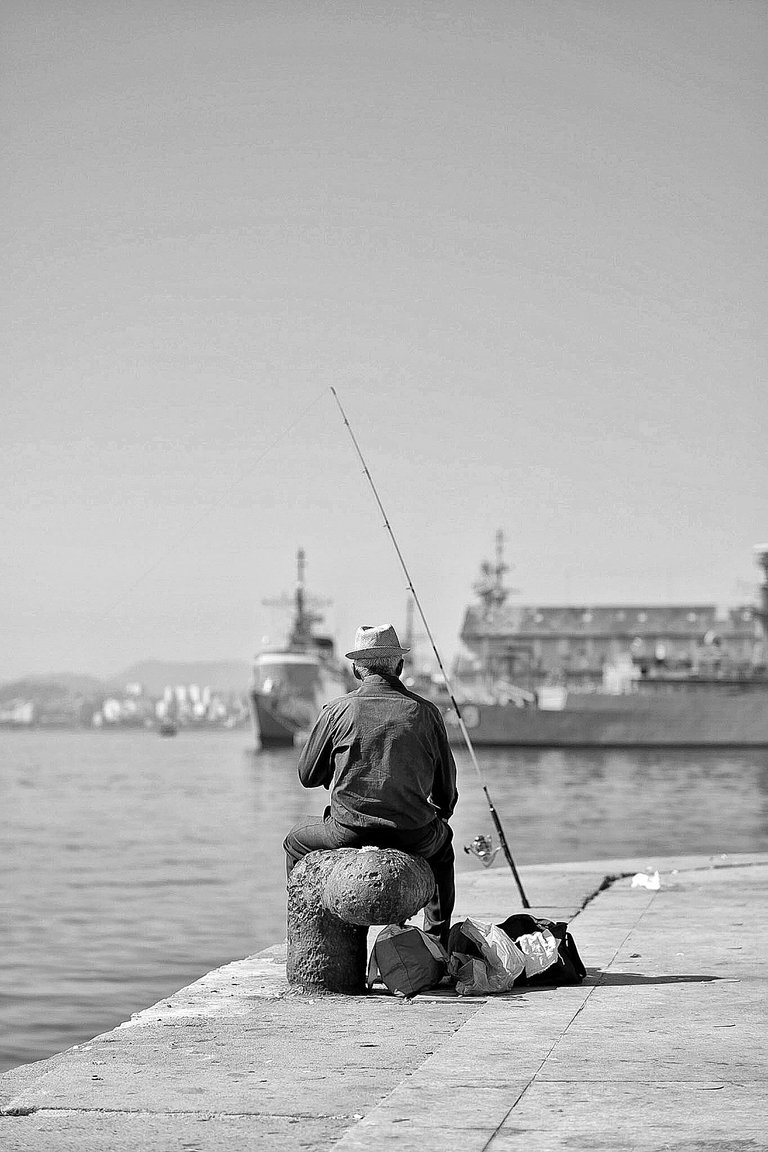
[2,728,767,1071]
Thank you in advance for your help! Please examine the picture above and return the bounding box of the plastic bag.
[497,914,587,986]
[447,917,525,995]
[451,956,494,996]
[515,929,559,977]
[631,870,660,890]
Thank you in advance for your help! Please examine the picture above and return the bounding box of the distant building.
[458,532,763,685]
[0,700,34,726]
[460,601,757,681]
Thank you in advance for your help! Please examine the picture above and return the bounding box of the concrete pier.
[2,852,766,1150]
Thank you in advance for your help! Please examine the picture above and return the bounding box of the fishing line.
[330,386,530,908]
[91,389,327,629]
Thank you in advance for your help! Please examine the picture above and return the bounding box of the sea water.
[1,728,767,1071]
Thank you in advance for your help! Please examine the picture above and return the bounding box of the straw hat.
[344,624,410,661]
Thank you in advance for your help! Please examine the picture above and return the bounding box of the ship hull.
[250,691,303,747]
[441,687,768,747]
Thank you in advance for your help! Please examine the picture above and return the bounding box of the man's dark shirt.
[297,673,458,832]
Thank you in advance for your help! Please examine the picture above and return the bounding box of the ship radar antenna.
[754,544,768,656]
[261,548,331,650]
[473,529,517,611]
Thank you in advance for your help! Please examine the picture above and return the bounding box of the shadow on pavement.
[587,968,723,986]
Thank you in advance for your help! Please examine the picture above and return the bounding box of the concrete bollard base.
[286,851,368,993]
[286,847,435,994]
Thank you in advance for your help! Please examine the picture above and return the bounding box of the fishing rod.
[330,387,530,908]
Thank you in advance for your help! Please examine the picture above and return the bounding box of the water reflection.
[450,746,768,864]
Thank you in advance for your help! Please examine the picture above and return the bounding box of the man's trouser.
[283,809,455,950]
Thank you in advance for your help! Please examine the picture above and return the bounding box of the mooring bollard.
[286,847,435,993]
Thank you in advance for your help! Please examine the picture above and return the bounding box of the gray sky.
[2,1,766,679]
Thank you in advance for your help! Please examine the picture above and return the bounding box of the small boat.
[158,718,178,737]
[249,550,354,749]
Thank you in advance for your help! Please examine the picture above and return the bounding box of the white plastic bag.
[515,929,559,977]
[449,917,525,995]
[630,870,660,890]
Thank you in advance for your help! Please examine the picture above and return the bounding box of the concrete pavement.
[2,852,766,1150]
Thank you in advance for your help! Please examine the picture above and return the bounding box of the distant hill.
[0,662,252,701]
[0,674,105,702]
[109,660,251,695]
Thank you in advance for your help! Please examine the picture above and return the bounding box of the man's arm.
[429,708,459,820]
[296,704,337,789]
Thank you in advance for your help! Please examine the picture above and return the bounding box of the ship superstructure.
[442,534,768,746]
[250,550,352,748]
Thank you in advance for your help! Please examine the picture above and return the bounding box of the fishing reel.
[463,833,501,869]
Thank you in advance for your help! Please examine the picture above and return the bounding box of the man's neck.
[360,671,403,689]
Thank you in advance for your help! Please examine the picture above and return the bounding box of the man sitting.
[284,624,458,948]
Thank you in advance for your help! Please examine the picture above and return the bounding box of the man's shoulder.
[353,677,447,726]
[306,693,356,736]
[319,691,358,714]
[400,684,447,723]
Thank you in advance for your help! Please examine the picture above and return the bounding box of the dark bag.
[367,924,448,998]
[497,913,586,986]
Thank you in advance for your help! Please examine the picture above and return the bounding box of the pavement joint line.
[467,885,661,1143]
[592,891,657,981]
[571,872,632,917]
[504,1080,735,1085]
[5,853,766,1145]
[2,1106,366,1119]
[475,1086,529,1152]
[564,858,768,924]
[669,859,768,872]
[525,1080,741,1085]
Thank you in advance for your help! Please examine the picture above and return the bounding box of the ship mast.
[262,549,326,651]
[473,529,512,612]
[754,544,768,666]
[289,548,323,648]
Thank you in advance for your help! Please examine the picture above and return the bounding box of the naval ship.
[249,550,353,748]
[251,541,768,750]
[432,536,768,747]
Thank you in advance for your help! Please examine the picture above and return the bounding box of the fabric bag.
[367,924,448,998]
[497,913,586,986]
[446,917,525,996]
